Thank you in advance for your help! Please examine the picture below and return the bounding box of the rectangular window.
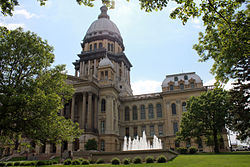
[156,104,162,118]
[94,43,97,50]
[140,105,146,120]
[132,106,138,120]
[158,125,163,136]
[180,83,184,90]
[133,127,138,137]
[111,44,114,52]
[173,122,178,135]
[101,121,105,134]
[148,104,154,119]
[150,125,154,137]
[125,127,129,137]
[190,82,195,88]
[170,85,174,90]
[105,71,108,80]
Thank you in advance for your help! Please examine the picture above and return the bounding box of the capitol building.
[18,6,229,156]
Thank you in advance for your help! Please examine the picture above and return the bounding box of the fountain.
[123,131,162,151]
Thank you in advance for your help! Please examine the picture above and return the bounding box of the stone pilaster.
[94,95,98,130]
[71,95,75,122]
[87,92,92,130]
[81,92,86,129]
[45,143,50,154]
[56,144,61,154]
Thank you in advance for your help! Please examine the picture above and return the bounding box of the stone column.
[45,143,50,154]
[94,59,97,77]
[88,60,90,75]
[56,144,61,154]
[68,142,73,152]
[79,62,82,76]
[81,92,86,129]
[71,95,75,122]
[35,145,40,154]
[75,69,77,77]
[94,95,98,129]
[82,61,85,76]
[87,92,92,130]
[121,62,124,80]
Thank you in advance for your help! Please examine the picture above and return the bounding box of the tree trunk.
[213,129,219,153]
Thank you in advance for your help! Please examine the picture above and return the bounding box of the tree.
[177,88,231,153]
[0,26,82,150]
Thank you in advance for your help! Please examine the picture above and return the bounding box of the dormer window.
[184,75,188,80]
[174,76,178,81]
[180,83,184,90]
[190,82,195,88]
[170,85,174,91]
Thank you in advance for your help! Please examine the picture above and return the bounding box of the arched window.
[171,103,176,115]
[94,43,97,50]
[148,104,154,119]
[132,106,138,120]
[89,44,92,51]
[100,140,105,151]
[108,43,111,51]
[99,42,103,48]
[182,102,187,112]
[101,99,106,113]
[125,107,130,121]
[140,105,145,120]
[156,103,162,118]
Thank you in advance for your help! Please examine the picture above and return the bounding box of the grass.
[4,152,250,167]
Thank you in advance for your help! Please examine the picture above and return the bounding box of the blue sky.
[0,0,220,95]
[0,0,245,146]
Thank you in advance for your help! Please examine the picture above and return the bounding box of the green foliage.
[122,158,130,165]
[13,162,20,166]
[84,139,97,150]
[111,157,120,165]
[133,156,142,164]
[8,157,26,162]
[96,158,104,164]
[177,88,231,153]
[81,159,89,165]
[177,147,188,154]
[89,159,95,164]
[36,160,52,166]
[189,147,198,154]
[0,26,81,147]
[145,156,154,163]
[71,159,81,165]
[5,162,13,166]
[156,155,167,163]
[63,159,72,165]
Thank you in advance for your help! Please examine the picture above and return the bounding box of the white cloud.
[190,17,202,29]
[132,80,162,95]
[0,22,25,30]
[13,9,37,19]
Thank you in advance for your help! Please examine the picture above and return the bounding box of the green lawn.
[7,152,250,167]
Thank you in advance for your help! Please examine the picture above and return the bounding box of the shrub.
[111,158,120,165]
[177,147,188,154]
[123,158,130,165]
[36,160,51,166]
[0,162,6,166]
[81,159,89,165]
[189,147,198,154]
[157,155,167,163]
[84,139,97,150]
[63,159,72,165]
[89,159,95,164]
[52,161,58,164]
[6,162,13,166]
[145,156,154,163]
[13,162,20,166]
[72,159,81,165]
[96,158,104,164]
[133,156,142,164]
